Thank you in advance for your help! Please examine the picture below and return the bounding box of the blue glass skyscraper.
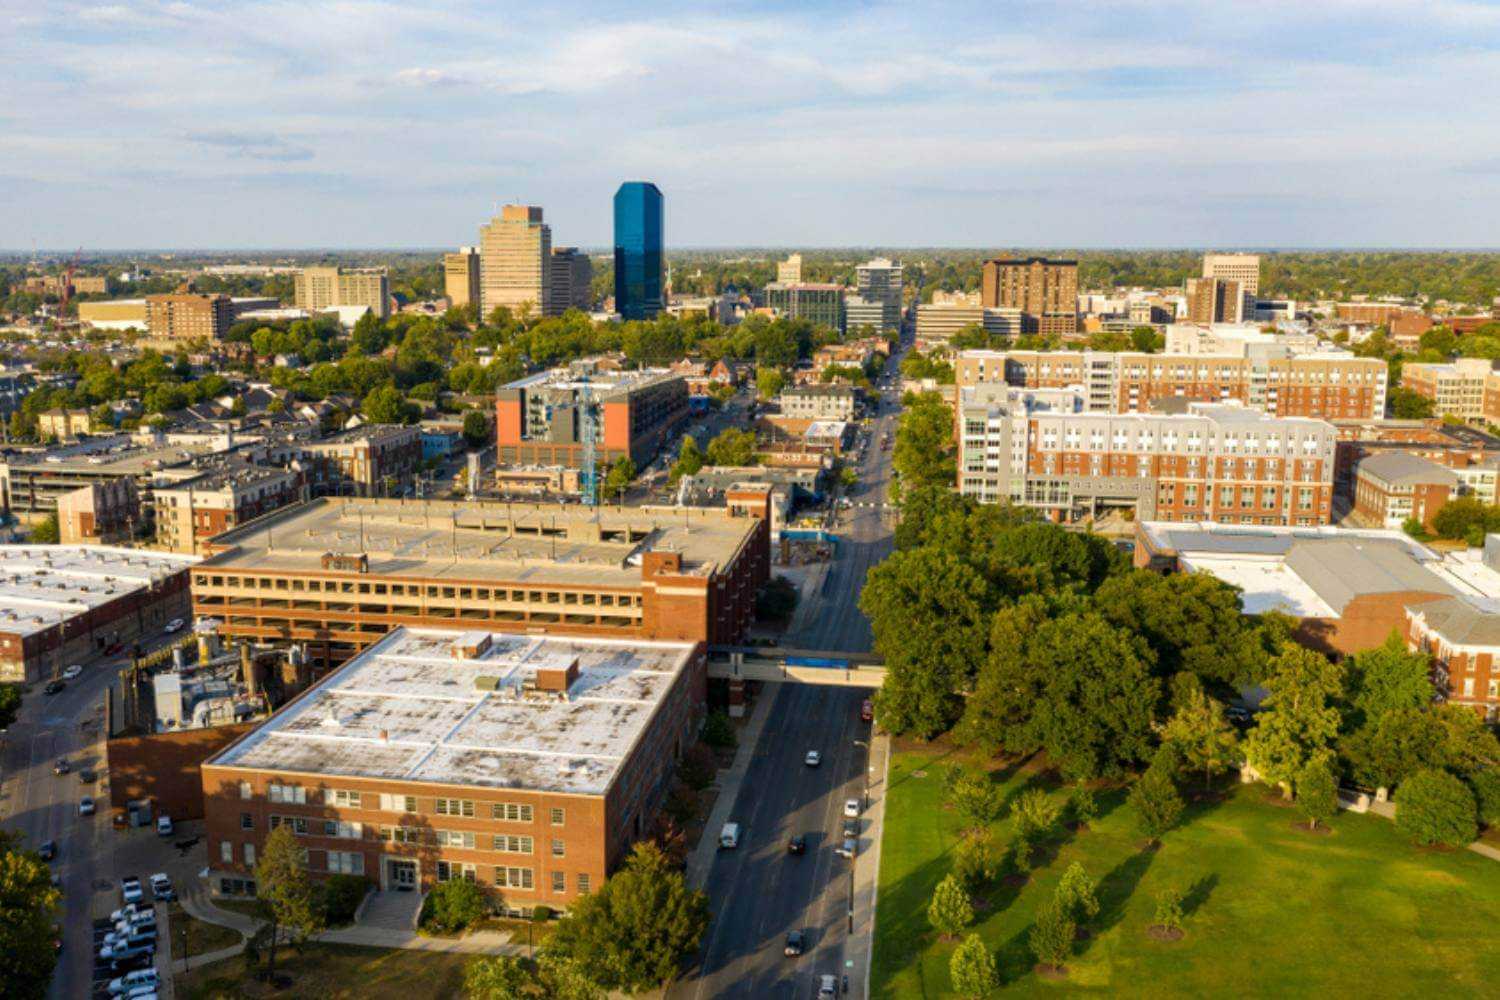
[613,181,664,320]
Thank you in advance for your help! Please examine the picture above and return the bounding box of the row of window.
[242,783,564,825]
[196,574,642,608]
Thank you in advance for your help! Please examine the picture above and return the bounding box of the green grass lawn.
[176,942,470,1000]
[874,743,1500,998]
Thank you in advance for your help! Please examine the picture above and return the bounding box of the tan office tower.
[1185,277,1244,324]
[144,293,232,341]
[443,247,481,311]
[293,266,391,319]
[550,247,594,312]
[777,253,803,284]
[479,205,552,318]
[980,257,1078,337]
[1201,253,1260,297]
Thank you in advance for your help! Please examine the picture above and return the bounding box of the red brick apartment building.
[1407,598,1500,720]
[154,464,302,554]
[201,627,707,908]
[1351,452,1458,531]
[191,493,771,667]
[954,349,1387,421]
[495,368,688,469]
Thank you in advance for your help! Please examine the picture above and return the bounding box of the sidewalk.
[1339,788,1497,863]
[685,685,780,889]
[849,729,891,1000]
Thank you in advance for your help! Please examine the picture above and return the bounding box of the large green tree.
[891,391,955,495]
[1157,680,1239,791]
[254,824,326,982]
[1094,570,1267,687]
[949,934,999,999]
[1245,646,1344,799]
[0,832,61,1000]
[1341,632,1434,732]
[548,842,708,993]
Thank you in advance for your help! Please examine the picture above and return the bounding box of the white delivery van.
[719,822,741,849]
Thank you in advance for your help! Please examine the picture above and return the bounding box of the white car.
[149,873,175,901]
[804,750,822,767]
[843,798,860,818]
[163,618,185,634]
[108,969,158,995]
[120,876,143,904]
[79,796,96,816]
[62,664,83,680]
[109,902,149,923]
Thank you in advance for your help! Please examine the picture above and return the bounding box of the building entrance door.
[389,859,417,891]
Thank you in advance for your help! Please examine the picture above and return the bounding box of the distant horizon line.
[6,245,1500,257]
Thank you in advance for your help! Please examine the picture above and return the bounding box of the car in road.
[149,873,175,901]
[787,834,806,856]
[803,750,821,767]
[62,664,83,680]
[842,818,859,839]
[784,929,805,956]
[860,698,874,723]
[79,768,97,784]
[163,618,185,634]
[79,796,96,816]
[108,968,159,995]
[38,840,57,861]
[819,974,838,997]
[54,757,70,775]
[43,679,65,695]
[120,875,143,904]
[837,837,857,859]
[718,822,741,849]
[156,815,174,837]
[843,798,860,818]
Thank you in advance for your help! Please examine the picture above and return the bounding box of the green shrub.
[678,743,718,790]
[701,711,737,750]
[1394,768,1478,847]
[422,879,488,934]
[319,874,369,926]
[531,904,553,922]
[1468,767,1500,827]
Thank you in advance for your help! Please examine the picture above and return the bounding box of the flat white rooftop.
[0,545,199,637]
[1180,554,1337,618]
[211,627,698,796]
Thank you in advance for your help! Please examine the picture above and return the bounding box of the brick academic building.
[190,493,771,667]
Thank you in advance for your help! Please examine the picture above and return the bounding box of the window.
[379,793,417,813]
[268,783,306,805]
[243,843,256,865]
[493,803,534,823]
[270,815,310,835]
[551,839,566,857]
[552,871,566,893]
[550,808,564,826]
[240,813,254,831]
[435,798,475,818]
[329,789,363,808]
[389,827,423,845]
[493,835,533,854]
[323,820,362,839]
[437,861,477,883]
[577,873,591,894]
[496,867,534,889]
[221,841,233,864]
[436,830,476,849]
[239,781,253,800]
[327,851,364,875]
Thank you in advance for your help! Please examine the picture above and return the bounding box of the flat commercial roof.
[199,497,757,586]
[3,434,235,477]
[210,627,697,795]
[0,545,198,637]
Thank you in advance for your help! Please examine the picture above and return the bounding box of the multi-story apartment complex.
[1400,359,1499,423]
[1352,452,1458,530]
[958,385,1337,525]
[777,385,859,421]
[954,349,1387,420]
[979,257,1078,337]
[301,425,422,498]
[495,367,688,470]
[145,292,233,342]
[764,283,844,332]
[154,463,303,554]
[480,205,553,317]
[56,480,139,545]
[1330,418,1500,502]
[1336,302,1415,325]
[189,493,771,665]
[201,626,707,907]
[1201,253,1261,297]
[293,267,391,320]
[37,408,94,440]
[443,248,481,312]
[1184,277,1244,324]
[550,247,594,313]
[914,302,1022,343]
[613,182,664,321]
[854,258,903,333]
[1406,594,1500,721]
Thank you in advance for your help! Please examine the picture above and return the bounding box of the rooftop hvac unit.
[474,675,501,691]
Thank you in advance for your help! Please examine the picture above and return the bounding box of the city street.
[0,633,181,999]
[672,685,877,1000]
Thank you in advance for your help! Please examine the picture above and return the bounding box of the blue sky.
[4,0,1500,249]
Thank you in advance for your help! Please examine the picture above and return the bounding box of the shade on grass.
[874,745,1500,998]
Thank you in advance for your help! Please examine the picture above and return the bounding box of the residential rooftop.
[198,497,761,587]
[3,432,240,477]
[0,545,198,637]
[208,626,698,795]
[501,367,681,397]
[1356,451,1459,486]
[304,424,418,448]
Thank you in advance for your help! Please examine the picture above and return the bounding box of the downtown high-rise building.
[1201,253,1261,296]
[550,247,594,312]
[479,205,553,318]
[293,266,391,319]
[853,257,904,334]
[980,257,1078,337]
[613,182,664,320]
[443,247,480,312]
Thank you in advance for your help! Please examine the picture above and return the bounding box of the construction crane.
[578,374,599,507]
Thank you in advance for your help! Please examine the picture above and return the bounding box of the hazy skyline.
[5,0,1500,250]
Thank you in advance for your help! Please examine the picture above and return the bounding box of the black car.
[43,680,65,696]
[784,930,806,957]
[54,758,70,775]
[842,819,859,839]
[79,769,96,784]
[38,840,56,861]
[787,834,807,856]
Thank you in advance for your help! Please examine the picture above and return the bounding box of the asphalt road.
[0,632,181,999]
[673,685,872,1000]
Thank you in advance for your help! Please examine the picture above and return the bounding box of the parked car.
[78,796,96,816]
[38,840,56,861]
[114,909,157,932]
[103,927,158,953]
[79,768,97,784]
[107,968,159,995]
[109,901,149,923]
[44,679,65,695]
[120,876,143,904]
[842,818,859,839]
[62,664,83,680]
[837,838,857,859]
[149,873,175,901]
[787,834,807,856]
[100,938,155,963]
[784,929,806,956]
[819,974,838,997]
[54,758,70,775]
[155,815,173,837]
[843,798,860,818]
[804,750,822,768]
[163,618,185,634]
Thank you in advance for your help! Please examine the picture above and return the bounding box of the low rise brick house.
[1352,452,1458,530]
[301,425,421,498]
[200,627,706,909]
[154,463,303,554]
[1405,596,1500,720]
